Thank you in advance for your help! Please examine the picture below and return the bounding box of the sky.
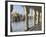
[13,5,32,16]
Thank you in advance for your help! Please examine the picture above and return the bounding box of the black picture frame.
[5,1,45,36]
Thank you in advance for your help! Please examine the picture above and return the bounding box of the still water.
[11,19,33,32]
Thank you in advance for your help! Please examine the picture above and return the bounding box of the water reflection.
[11,18,33,32]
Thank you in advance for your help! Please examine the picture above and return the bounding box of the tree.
[11,11,19,22]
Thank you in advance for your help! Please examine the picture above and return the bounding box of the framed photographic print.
[5,1,45,36]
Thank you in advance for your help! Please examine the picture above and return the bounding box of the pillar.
[32,8,35,26]
[36,10,39,25]
[24,6,29,31]
[38,10,40,26]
